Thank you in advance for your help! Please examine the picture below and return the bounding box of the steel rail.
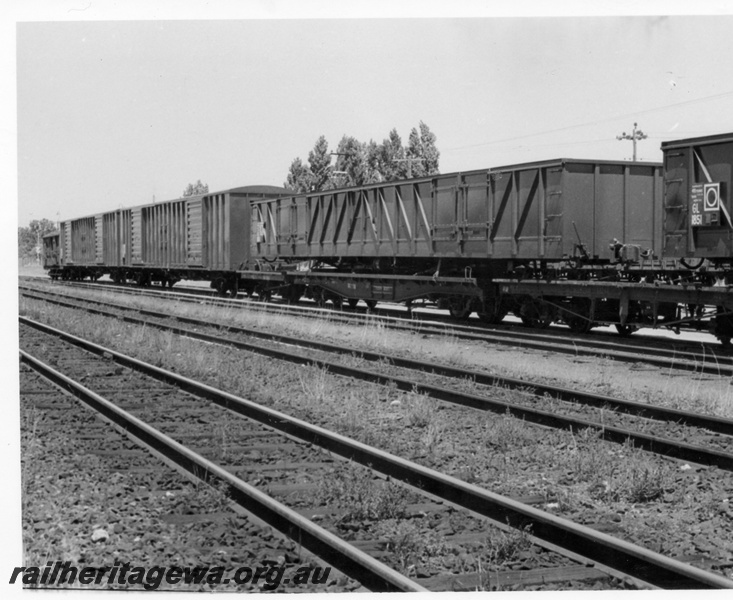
[18,317,733,590]
[23,274,727,362]
[21,288,733,438]
[20,292,733,466]
[20,279,733,376]
[19,348,426,593]
[21,277,730,365]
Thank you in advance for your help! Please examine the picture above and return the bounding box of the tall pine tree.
[284,123,439,191]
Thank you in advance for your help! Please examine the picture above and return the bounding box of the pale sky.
[11,3,733,226]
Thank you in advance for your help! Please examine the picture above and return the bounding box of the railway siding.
[21,278,733,377]
[22,324,626,591]
[15,304,732,584]
[20,287,733,459]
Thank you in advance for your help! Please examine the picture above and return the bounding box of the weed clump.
[372,519,452,575]
[484,524,533,566]
[402,394,439,428]
[315,463,408,524]
[561,429,673,503]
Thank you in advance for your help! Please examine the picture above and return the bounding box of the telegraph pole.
[616,122,647,161]
[393,157,425,178]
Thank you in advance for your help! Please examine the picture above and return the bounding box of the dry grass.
[314,463,408,524]
[371,519,453,575]
[20,280,733,419]
[14,291,715,515]
[483,523,533,566]
[556,429,674,504]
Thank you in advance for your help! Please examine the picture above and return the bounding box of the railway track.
[20,277,733,377]
[21,341,422,591]
[19,363,352,592]
[18,317,733,589]
[20,287,733,472]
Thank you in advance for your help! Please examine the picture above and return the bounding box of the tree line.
[18,219,57,260]
[284,121,440,193]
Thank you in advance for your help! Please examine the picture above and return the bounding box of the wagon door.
[203,194,228,270]
[120,210,132,266]
[103,212,119,266]
[461,172,491,258]
[431,174,461,256]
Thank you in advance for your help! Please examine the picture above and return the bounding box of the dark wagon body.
[44,185,289,288]
[250,158,663,275]
[662,132,733,262]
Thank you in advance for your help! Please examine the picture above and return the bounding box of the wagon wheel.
[566,299,593,334]
[447,296,473,321]
[282,286,302,304]
[347,298,359,309]
[713,309,733,347]
[519,298,553,329]
[615,324,638,337]
[567,315,593,334]
[449,306,472,320]
[311,288,327,308]
[213,277,229,297]
[228,279,239,298]
[331,296,343,310]
[477,298,506,325]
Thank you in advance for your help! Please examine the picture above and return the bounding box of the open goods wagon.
[250,158,663,277]
[249,158,665,314]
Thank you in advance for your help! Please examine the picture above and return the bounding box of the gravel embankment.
[19,363,352,592]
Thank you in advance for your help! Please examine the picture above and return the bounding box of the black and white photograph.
[8,0,733,594]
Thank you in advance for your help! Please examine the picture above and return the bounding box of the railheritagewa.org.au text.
[10,561,332,590]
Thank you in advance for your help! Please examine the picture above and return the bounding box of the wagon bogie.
[211,274,240,298]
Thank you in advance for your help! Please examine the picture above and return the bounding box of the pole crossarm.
[616,122,648,161]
